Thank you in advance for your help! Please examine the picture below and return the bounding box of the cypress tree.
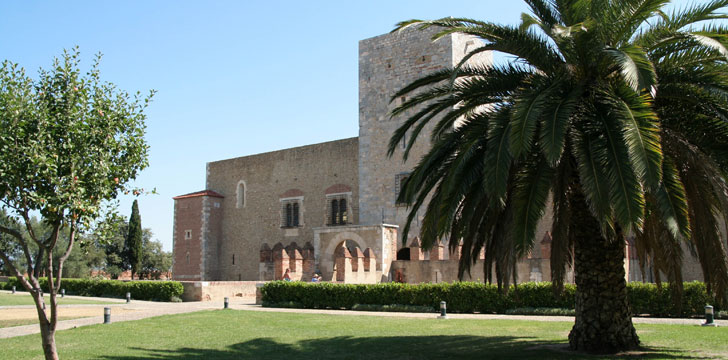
[125,200,143,280]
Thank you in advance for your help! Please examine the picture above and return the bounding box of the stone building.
[172,28,709,285]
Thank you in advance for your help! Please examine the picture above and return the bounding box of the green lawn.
[0,293,117,306]
[0,310,726,359]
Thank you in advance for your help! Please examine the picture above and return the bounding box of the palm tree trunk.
[568,189,640,353]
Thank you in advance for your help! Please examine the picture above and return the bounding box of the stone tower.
[357,27,492,249]
[172,190,224,281]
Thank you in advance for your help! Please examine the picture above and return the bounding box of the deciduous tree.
[0,48,153,360]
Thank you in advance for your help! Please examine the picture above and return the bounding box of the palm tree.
[388,0,728,353]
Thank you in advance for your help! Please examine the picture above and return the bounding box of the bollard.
[438,301,448,319]
[126,292,131,303]
[104,307,111,324]
[702,305,717,327]
[224,297,229,309]
[11,286,15,294]
[61,289,65,298]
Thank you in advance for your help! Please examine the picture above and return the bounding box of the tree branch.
[0,223,35,278]
[55,219,76,293]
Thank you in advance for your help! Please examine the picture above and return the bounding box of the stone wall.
[313,224,397,282]
[206,138,359,281]
[357,27,493,253]
[180,281,260,303]
[172,191,223,281]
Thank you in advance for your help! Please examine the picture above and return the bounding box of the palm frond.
[604,45,657,91]
[511,154,554,255]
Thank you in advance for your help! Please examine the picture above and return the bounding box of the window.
[232,253,235,265]
[236,181,246,208]
[281,198,302,228]
[186,252,190,265]
[395,172,410,205]
[184,230,192,240]
[328,197,348,226]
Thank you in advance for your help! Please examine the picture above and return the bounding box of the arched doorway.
[333,239,363,281]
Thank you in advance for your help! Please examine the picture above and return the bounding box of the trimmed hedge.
[1,277,183,302]
[261,281,718,317]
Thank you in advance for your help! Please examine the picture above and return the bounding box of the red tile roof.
[173,190,224,200]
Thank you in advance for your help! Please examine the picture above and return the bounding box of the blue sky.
[0,1,697,250]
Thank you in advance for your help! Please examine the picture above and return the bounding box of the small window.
[236,180,246,209]
[185,230,192,240]
[292,203,300,226]
[186,252,190,265]
[328,196,348,226]
[395,173,411,205]
[281,199,302,228]
[232,253,235,265]
[331,199,339,225]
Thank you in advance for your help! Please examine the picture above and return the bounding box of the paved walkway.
[1,290,724,339]
[0,291,222,339]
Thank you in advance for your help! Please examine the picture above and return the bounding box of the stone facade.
[202,137,358,281]
[172,190,223,281]
[172,28,711,286]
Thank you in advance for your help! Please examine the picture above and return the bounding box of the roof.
[173,190,224,200]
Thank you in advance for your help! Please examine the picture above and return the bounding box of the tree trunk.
[568,189,639,353]
[39,320,58,360]
[31,290,58,360]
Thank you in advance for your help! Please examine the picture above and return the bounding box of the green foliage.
[388,1,728,310]
[504,307,575,316]
[351,304,436,313]
[2,277,182,302]
[139,234,172,280]
[262,281,718,317]
[125,200,143,279]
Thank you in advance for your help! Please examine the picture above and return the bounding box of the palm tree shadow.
[102,335,709,360]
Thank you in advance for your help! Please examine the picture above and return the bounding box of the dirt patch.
[0,306,137,321]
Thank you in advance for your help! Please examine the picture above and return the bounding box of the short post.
[11,286,16,294]
[126,292,131,303]
[703,305,717,327]
[224,297,229,309]
[104,307,111,324]
[438,301,448,319]
[61,289,65,298]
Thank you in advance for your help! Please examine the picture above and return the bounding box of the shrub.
[261,281,718,317]
[504,307,575,316]
[2,277,183,301]
[351,304,436,313]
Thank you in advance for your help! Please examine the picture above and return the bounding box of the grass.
[0,293,117,306]
[0,310,726,359]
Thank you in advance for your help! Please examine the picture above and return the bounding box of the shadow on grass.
[102,335,706,360]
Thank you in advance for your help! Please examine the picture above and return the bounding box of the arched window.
[285,203,293,227]
[331,199,339,225]
[292,202,299,226]
[280,196,303,228]
[236,180,246,208]
[340,198,347,224]
[327,196,348,226]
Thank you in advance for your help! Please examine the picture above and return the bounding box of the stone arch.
[236,180,247,208]
[324,231,369,263]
